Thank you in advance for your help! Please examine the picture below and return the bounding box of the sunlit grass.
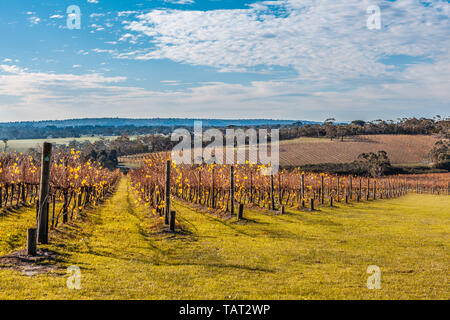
[0,178,448,299]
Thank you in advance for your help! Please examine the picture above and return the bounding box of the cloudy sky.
[0,0,449,122]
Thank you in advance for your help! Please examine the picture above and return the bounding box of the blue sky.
[0,0,448,122]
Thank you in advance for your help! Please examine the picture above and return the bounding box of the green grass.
[0,178,448,299]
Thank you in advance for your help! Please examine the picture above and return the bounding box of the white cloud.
[87,0,99,3]
[50,14,64,19]
[1,1,448,121]
[2,58,12,63]
[121,0,449,81]
[118,33,141,44]
[1,60,447,122]
[0,64,26,74]
[118,11,139,17]
[164,0,195,4]
[28,16,40,25]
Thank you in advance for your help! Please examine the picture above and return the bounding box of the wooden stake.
[37,142,52,244]
[238,203,244,220]
[270,174,275,210]
[169,210,176,232]
[230,166,235,214]
[27,228,37,256]
[164,160,171,225]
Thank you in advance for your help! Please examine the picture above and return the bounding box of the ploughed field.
[278,135,438,166]
[119,134,438,167]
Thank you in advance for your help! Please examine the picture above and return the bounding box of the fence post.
[197,170,201,204]
[249,171,253,203]
[164,160,171,225]
[373,180,377,200]
[359,178,362,200]
[211,168,215,209]
[169,210,176,232]
[337,176,340,202]
[37,142,52,244]
[27,228,37,256]
[349,176,353,200]
[301,173,305,203]
[366,178,370,201]
[270,174,275,210]
[320,175,324,204]
[238,203,244,220]
[230,166,235,214]
[278,173,282,205]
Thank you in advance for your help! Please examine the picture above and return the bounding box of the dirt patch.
[0,248,64,276]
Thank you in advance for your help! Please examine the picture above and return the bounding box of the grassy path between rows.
[0,177,448,299]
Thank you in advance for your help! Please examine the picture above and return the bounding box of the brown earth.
[279,135,438,166]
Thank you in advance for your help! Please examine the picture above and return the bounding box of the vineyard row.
[129,155,450,217]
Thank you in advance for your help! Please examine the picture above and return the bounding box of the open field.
[119,134,439,168]
[0,177,448,299]
[279,135,438,166]
[3,137,118,153]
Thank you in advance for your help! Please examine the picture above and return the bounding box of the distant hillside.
[0,117,312,128]
[278,134,438,166]
[0,117,319,140]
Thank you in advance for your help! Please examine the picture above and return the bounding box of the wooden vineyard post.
[238,203,244,220]
[230,166,235,214]
[164,160,171,225]
[301,173,305,204]
[169,210,176,232]
[62,189,68,223]
[359,178,362,200]
[270,174,275,211]
[211,168,215,209]
[337,176,340,202]
[27,228,37,256]
[366,178,370,201]
[277,173,281,205]
[373,180,377,200]
[197,170,201,204]
[249,171,253,204]
[320,175,324,204]
[329,196,333,207]
[37,142,52,244]
[310,198,315,211]
[349,176,353,201]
